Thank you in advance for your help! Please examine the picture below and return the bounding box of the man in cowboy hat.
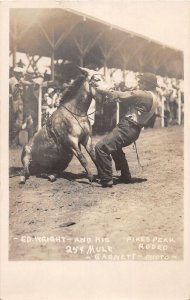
[9,67,25,146]
[9,67,36,146]
[45,87,59,117]
[95,72,161,187]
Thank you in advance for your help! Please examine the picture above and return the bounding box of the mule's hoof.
[48,175,56,182]
[19,176,26,184]
[88,174,94,183]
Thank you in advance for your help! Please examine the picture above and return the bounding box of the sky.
[64,1,189,51]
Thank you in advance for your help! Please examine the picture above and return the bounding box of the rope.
[62,105,96,118]
[87,110,96,116]
[61,106,88,134]
[133,141,143,170]
[60,78,97,118]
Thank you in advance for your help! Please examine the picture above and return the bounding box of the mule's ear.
[76,65,88,76]
[76,66,95,78]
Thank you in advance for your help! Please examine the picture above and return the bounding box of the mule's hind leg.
[20,145,32,184]
[38,173,58,182]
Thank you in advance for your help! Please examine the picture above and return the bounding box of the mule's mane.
[60,75,87,105]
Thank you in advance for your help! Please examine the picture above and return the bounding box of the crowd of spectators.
[9,60,184,146]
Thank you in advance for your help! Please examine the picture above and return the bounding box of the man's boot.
[119,170,132,183]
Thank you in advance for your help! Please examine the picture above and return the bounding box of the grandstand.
[9,8,184,142]
[10,8,183,79]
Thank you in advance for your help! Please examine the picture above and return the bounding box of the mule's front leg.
[70,139,94,182]
[82,135,97,167]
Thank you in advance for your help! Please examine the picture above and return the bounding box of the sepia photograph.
[8,3,184,261]
[1,0,190,299]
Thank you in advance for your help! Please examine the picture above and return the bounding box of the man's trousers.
[95,117,141,181]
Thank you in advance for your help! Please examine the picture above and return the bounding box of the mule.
[20,67,110,184]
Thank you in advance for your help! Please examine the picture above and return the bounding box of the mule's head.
[78,66,113,97]
[89,73,115,105]
[90,74,111,91]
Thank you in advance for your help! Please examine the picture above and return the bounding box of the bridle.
[61,104,96,120]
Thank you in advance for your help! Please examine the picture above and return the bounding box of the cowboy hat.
[47,88,55,95]
[138,73,159,87]
[13,67,24,73]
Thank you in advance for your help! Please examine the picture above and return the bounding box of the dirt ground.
[9,125,184,261]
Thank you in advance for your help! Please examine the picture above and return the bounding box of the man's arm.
[111,90,134,99]
[96,88,135,103]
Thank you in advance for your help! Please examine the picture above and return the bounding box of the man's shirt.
[102,88,160,126]
[117,90,153,116]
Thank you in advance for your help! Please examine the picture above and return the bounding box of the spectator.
[168,87,178,124]
[9,67,25,146]
[161,86,170,127]
[17,59,25,68]
[43,69,51,81]
[45,88,62,119]
[45,88,57,117]
[9,67,36,146]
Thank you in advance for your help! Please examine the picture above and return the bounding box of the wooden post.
[122,68,126,82]
[13,42,17,68]
[122,61,126,83]
[12,18,17,67]
[116,102,120,124]
[79,55,84,67]
[103,58,107,76]
[51,28,55,81]
[51,50,55,81]
[161,96,165,127]
[38,85,42,131]
[178,90,181,125]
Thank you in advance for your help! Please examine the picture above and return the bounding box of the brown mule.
[20,66,110,184]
